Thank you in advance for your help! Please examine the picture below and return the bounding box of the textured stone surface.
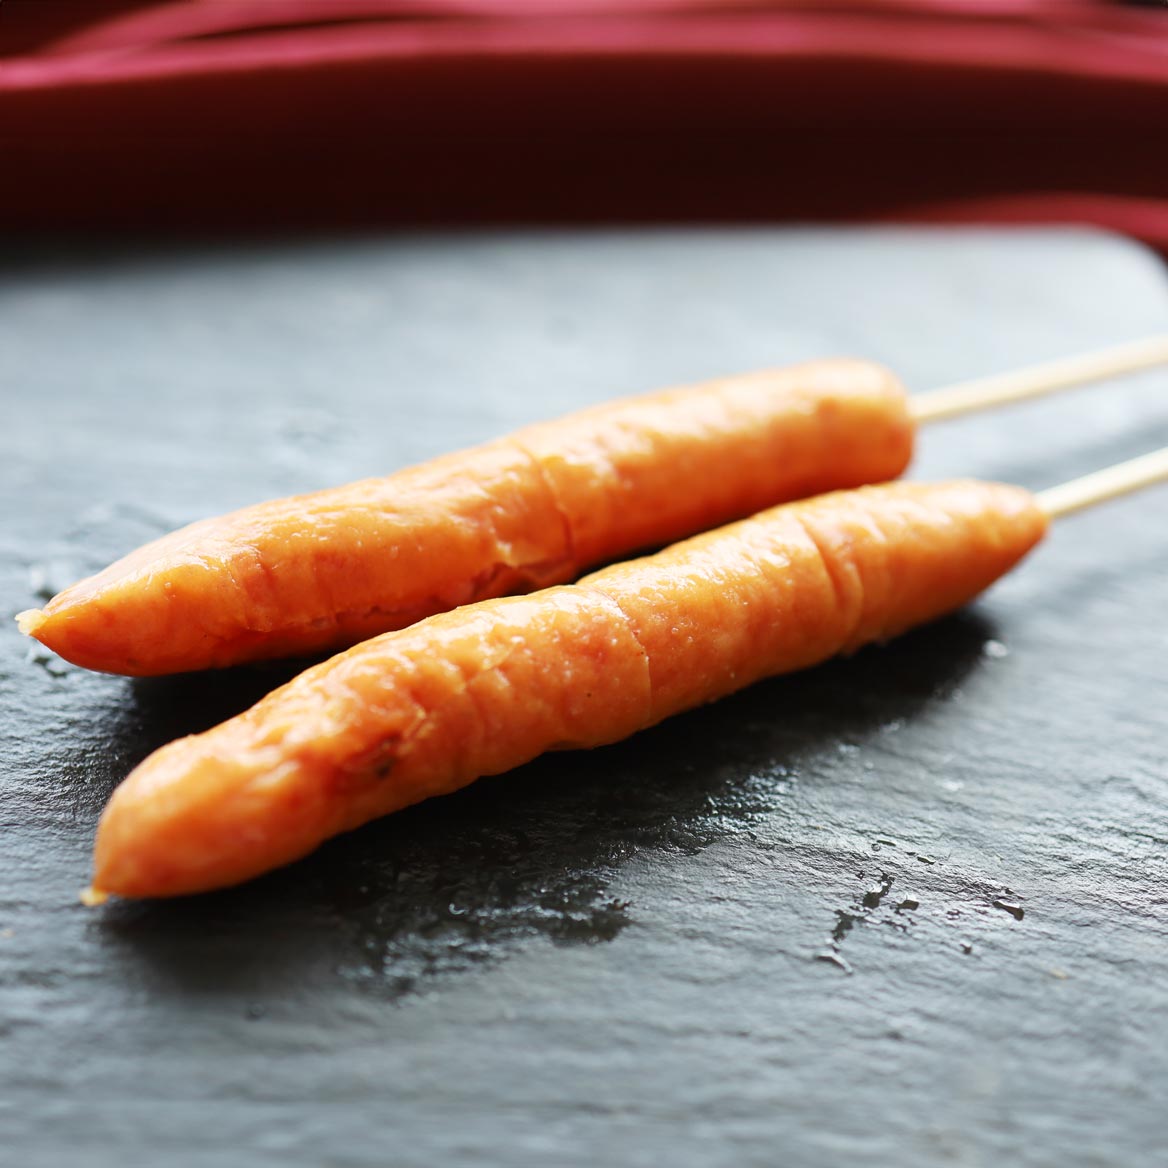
[2,230,1167,1167]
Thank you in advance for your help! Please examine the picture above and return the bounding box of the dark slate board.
[2,230,1167,1168]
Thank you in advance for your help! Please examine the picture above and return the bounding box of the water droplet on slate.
[863,877,893,909]
[815,950,853,974]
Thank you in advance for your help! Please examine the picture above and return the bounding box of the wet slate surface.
[2,229,1167,1167]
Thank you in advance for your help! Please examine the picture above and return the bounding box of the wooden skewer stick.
[911,335,1168,424]
[1038,446,1168,520]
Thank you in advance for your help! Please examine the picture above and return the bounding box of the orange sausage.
[18,359,911,676]
[89,479,1046,900]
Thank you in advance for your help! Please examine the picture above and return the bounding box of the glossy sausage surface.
[20,359,912,675]
[90,479,1046,898]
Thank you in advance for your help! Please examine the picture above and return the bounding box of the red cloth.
[2,1,1166,249]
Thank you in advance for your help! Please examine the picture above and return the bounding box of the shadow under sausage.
[96,609,997,1001]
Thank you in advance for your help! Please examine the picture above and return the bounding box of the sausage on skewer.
[20,360,912,676]
[19,337,1168,678]
[86,477,1049,900]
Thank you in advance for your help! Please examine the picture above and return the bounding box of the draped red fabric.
[2,1,1166,249]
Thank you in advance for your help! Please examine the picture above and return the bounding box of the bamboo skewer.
[911,335,1168,424]
[1038,446,1168,520]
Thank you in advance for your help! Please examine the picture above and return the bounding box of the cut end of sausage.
[15,608,46,638]
[79,885,110,907]
[14,601,157,676]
